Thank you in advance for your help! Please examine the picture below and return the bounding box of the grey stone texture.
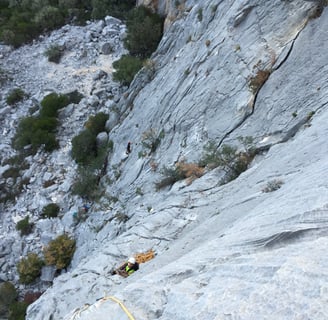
[0,1,327,319]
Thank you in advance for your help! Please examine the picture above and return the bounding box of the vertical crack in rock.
[217,16,311,149]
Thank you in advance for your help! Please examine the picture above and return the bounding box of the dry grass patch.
[176,162,205,185]
[249,69,271,94]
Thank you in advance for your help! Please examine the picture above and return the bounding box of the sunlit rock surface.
[1,0,327,319]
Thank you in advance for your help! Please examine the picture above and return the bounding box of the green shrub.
[155,165,185,190]
[40,92,69,118]
[141,128,164,154]
[8,301,28,320]
[65,90,84,105]
[113,54,143,86]
[91,0,135,20]
[84,112,109,135]
[0,12,40,47]
[199,137,256,183]
[71,112,111,199]
[33,6,65,30]
[0,282,17,316]
[136,187,143,196]
[12,117,35,150]
[71,166,101,200]
[31,128,59,152]
[44,44,63,63]
[71,112,109,165]
[155,161,204,190]
[41,203,60,218]
[71,129,97,165]
[124,6,164,59]
[307,110,315,120]
[17,253,44,284]
[44,234,76,270]
[6,88,26,105]
[16,216,34,236]
[13,115,58,152]
[12,90,81,154]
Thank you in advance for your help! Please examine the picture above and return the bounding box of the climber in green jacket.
[112,257,139,277]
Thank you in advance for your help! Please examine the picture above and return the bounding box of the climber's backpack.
[132,262,139,271]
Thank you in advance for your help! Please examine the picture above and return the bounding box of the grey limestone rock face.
[96,132,109,147]
[0,0,326,319]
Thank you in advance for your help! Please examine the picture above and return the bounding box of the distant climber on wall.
[111,257,139,277]
[126,141,132,155]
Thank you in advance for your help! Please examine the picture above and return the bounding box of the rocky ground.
[0,16,126,292]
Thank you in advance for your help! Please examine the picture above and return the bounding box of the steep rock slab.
[26,0,328,319]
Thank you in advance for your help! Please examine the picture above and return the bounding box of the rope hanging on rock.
[99,296,135,320]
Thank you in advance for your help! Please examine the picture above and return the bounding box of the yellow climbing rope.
[100,296,135,320]
[67,295,136,320]
[134,249,155,264]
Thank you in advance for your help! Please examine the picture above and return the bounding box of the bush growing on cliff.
[13,116,59,152]
[17,253,44,284]
[13,91,82,153]
[34,6,65,31]
[8,301,28,320]
[91,0,135,20]
[71,129,98,165]
[71,112,109,165]
[124,6,164,59]
[41,203,60,219]
[113,6,164,85]
[155,162,204,190]
[40,92,70,118]
[71,166,101,200]
[199,137,256,183]
[84,112,109,135]
[71,112,108,169]
[113,55,143,86]
[44,234,76,270]
[71,112,110,199]
[155,165,184,190]
[16,216,34,236]
[44,44,63,63]
[0,282,17,317]
[6,88,26,105]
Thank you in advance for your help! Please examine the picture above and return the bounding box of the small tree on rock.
[17,253,44,284]
[43,234,76,270]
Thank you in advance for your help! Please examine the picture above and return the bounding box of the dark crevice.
[217,19,310,149]
[281,101,328,142]
[137,234,171,242]
[272,17,307,72]
[245,227,322,249]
